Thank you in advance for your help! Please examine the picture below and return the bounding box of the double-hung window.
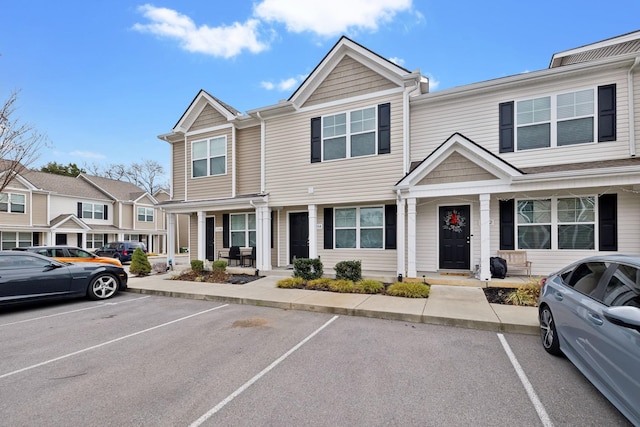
[516,89,595,150]
[137,207,154,222]
[335,207,384,249]
[1,231,31,250]
[323,107,376,161]
[0,193,25,214]
[81,203,104,219]
[86,233,104,249]
[517,196,595,250]
[192,136,226,177]
[230,213,256,247]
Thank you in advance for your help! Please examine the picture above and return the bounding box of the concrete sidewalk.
[125,273,540,335]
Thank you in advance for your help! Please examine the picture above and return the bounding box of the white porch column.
[254,205,270,271]
[396,197,406,277]
[308,204,317,260]
[407,198,417,278]
[197,211,206,261]
[479,194,491,282]
[166,213,176,265]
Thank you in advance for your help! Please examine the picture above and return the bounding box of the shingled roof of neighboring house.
[22,170,108,200]
[79,173,147,201]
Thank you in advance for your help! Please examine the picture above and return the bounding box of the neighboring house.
[0,169,169,254]
[158,31,640,282]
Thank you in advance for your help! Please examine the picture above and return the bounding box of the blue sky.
[2,0,639,177]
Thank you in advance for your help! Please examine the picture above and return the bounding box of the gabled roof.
[50,214,91,230]
[22,170,108,199]
[78,173,148,202]
[395,133,523,188]
[172,89,242,133]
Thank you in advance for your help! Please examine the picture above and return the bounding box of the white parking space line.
[497,333,553,427]
[0,296,151,328]
[190,315,340,427]
[0,304,229,380]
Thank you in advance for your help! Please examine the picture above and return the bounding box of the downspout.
[403,80,421,175]
[232,125,237,198]
[256,112,266,193]
[628,57,640,157]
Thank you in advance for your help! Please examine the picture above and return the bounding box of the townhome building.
[0,169,169,254]
[159,30,640,282]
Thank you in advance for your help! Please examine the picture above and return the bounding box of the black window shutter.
[223,214,230,248]
[384,204,397,249]
[499,199,515,250]
[598,193,617,251]
[378,103,391,154]
[311,117,321,163]
[103,234,108,244]
[271,213,274,249]
[77,233,83,247]
[598,84,616,142]
[104,205,108,220]
[77,202,82,218]
[323,208,333,249]
[499,101,515,153]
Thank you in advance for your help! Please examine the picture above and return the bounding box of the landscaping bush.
[129,247,151,276]
[505,281,541,306]
[334,260,362,282]
[212,260,227,272]
[306,278,333,291]
[386,282,430,298]
[293,258,324,281]
[328,279,355,293]
[190,260,204,272]
[354,279,385,294]
[276,277,306,289]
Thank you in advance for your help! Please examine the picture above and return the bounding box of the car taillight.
[123,250,128,256]
[539,277,547,292]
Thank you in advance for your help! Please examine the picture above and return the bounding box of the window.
[86,233,104,249]
[124,234,140,242]
[1,232,32,250]
[80,203,104,219]
[230,213,256,247]
[335,207,383,249]
[516,89,595,151]
[0,193,25,213]
[192,136,226,177]
[323,107,377,161]
[602,264,640,307]
[517,196,595,250]
[137,207,154,222]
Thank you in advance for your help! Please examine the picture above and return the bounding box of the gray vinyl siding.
[265,93,404,206]
[190,104,228,131]
[410,67,630,169]
[304,55,398,107]
[236,126,261,195]
[185,128,233,200]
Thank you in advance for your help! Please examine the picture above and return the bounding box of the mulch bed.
[172,270,263,285]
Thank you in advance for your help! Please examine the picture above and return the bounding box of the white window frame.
[0,192,26,214]
[516,196,596,250]
[515,87,596,151]
[322,106,377,161]
[81,203,104,220]
[230,213,256,247]
[334,206,384,249]
[1,231,32,250]
[86,233,104,249]
[137,207,154,222]
[191,136,227,178]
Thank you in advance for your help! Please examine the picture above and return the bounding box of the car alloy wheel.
[88,274,118,300]
[539,306,562,356]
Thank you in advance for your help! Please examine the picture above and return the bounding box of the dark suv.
[95,241,147,263]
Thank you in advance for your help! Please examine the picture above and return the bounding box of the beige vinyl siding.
[266,93,404,206]
[417,152,498,185]
[189,213,198,259]
[186,129,233,200]
[190,104,228,131]
[121,204,133,229]
[304,55,398,107]
[172,140,186,200]
[31,193,47,225]
[0,190,30,226]
[410,67,630,169]
[236,126,261,195]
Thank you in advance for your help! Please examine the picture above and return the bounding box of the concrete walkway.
[125,272,540,336]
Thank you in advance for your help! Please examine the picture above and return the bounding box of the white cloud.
[254,0,413,37]
[260,75,306,92]
[425,74,440,91]
[388,56,405,66]
[133,4,268,58]
[70,150,106,159]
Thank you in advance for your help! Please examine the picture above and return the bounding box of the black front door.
[439,205,471,270]
[289,212,309,264]
[205,217,215,261]
[56,234,67,245]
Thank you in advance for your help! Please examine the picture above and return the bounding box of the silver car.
[538,255,640,424]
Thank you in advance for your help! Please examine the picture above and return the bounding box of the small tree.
[129,247,151,276]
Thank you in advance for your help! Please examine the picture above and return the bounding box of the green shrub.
[293,258,324,281]
[354,279,385,294]
[276,277,306,289]
[129,247,151,276]
[386,282,430,298]
[190,260,204,272]
[212,260,227,272]
[334,260,362,282]
[505,282,541,306]
[328,279,355,293]
[306,278,333,290]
